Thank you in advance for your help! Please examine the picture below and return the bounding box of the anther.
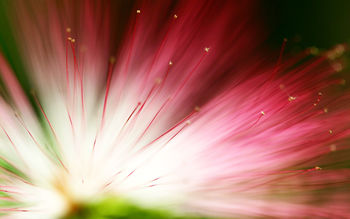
[137,9,141,14]
[288,96,296,102]
[332,62,343,72]
[204,47,210,52]
[109,56,116,64]
[327,44,345,60]
[67,37,75,43]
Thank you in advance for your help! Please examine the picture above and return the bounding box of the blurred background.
[266,0,350,49]
[1,0,350,82]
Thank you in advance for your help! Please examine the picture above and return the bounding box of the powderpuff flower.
[0,0,349,218]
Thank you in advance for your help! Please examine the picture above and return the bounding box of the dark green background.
[267,0,350,49]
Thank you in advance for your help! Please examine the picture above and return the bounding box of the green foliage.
[63,197,213,219]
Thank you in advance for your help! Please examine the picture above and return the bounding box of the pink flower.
[0,0,349,218]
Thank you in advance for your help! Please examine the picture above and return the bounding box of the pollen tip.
[174,14,178,19]
[288,96,296,102]
[315,166,322,170]
[169,61,173,66]
[261,111,265,115]
[109,56,116,64]
[327,44,345,60]
[323,108,328,113]
[329,129,333,134]
[194,106,200,112]
[137,9,141,14]
[66,27,71,33]
[332,62,343,72]
[186,120,191,125]
[204,47,210,52]
[67,37,75,43]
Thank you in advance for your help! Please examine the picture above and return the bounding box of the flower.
[0,0,349,218]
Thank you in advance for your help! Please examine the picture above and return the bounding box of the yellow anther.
[323,108,328,113]
[327,44,345,60]
[332,62,343,72]
[137,9,141,14]
[169,61,173,66]
[109,56,116,64]
[204,47,210,52]
[174,14,178,19]
[68,37,75,43]
[194,106,201,112]
[288,96,296,102]
[261,111,265,115]
[66,27,71,33]
[314,166,322,170]
[329,129,333,134]
[335,44,345,53]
